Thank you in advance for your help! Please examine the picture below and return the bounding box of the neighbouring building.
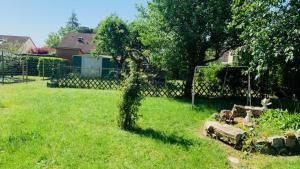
[0,35,36,54]
[219,50,234,64]
[56,32,96,60]
[56,32,117,78]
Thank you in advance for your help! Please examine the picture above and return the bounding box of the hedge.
[26,56,39,76]
[37,57,68,77]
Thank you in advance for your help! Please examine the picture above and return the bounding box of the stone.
[233,117,244,124]
[255,139,270,146]
[269,136,285,148]
[213,113,221,121]
[245,106,265,117]
[204,121,218,134]
[296,129,300,138]
[204,121,246,146]
[278,147,289,155]
[255,139,272,154]
[231,105,265,118]
[228,156,240,164]
[284,137,297,148]
[244,111,253,123]
[219,110,234,123]
[231,105,247,118]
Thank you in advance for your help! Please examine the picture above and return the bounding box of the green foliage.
[66,11,80,30]
[257,109,300,131]
[230,0,300,79]
[45,33,60,48]
[93,14,130,68]
[24,56,39,76]
[37,57,68,77]
[45,11,93,48]
[118,61,144,130]
[0,41,23,54]
[200,63,225,84]
[77,26,94,33]
[139,0,236,96]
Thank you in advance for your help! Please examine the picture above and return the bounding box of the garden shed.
[72,54,118,78]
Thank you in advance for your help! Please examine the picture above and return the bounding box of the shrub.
[257,109,300,131]
[197,63,224,84]
[37,57,68,77]
[118,61,144,130]
[25,56,39,76]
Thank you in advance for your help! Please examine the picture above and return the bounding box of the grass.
[0,81,299,169]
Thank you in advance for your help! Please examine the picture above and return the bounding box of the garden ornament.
[244,110,253,126]
[261,98,272,110]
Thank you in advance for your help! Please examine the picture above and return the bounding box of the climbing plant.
[118,50,145,130]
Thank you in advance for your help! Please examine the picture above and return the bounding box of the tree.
[140,0,235,96]
[45,11,93,48]
[66,11,80,30]
[45,33,60,48]
[118,50,145,130]
[77,26,94,33]
[93,14,130,69]
[0,40,23,55]
[230,0,300,95]
[230,0,300,76]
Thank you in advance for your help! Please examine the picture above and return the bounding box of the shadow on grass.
[131,127,194,149]
[173,97,263,112]
[1,77,36,84]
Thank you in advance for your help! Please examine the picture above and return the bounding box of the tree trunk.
[183,47,207,97]
[183,65,195,97]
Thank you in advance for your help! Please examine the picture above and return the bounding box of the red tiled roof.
[0,35,31,44]
[57,32,96,54]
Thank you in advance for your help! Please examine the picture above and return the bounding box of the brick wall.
[56,48,81,60]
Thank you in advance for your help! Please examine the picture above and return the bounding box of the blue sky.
[0,0,147,47]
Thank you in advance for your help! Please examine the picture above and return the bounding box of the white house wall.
[19,39,36,54]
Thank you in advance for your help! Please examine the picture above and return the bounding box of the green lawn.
[0,81,299,169]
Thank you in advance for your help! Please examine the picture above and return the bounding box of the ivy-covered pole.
[118,49,145,131]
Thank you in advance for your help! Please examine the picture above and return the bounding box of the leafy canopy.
[93,14,130,68]
[45,11,93,48]
[138,0,234,96]
[230,0,300,77]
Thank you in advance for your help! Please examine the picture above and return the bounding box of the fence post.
[43,59,45,80]
[26,57,28,83]
[247,71,252,106]
[22,58,25,82]
[1,51,4,84]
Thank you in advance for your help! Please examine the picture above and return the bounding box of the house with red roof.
[56,32,96,60]
[56,32,117,78]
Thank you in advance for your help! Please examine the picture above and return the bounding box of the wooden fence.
[56,75,267,98]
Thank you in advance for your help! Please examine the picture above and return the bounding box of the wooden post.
[43,59,45,80]
[26,57,28,83]
[247,71,252,106]
[22,58,25,82]
[1,51,4,84]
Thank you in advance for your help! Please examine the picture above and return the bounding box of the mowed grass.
[0,81,299,169]
[0,81,229,169]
